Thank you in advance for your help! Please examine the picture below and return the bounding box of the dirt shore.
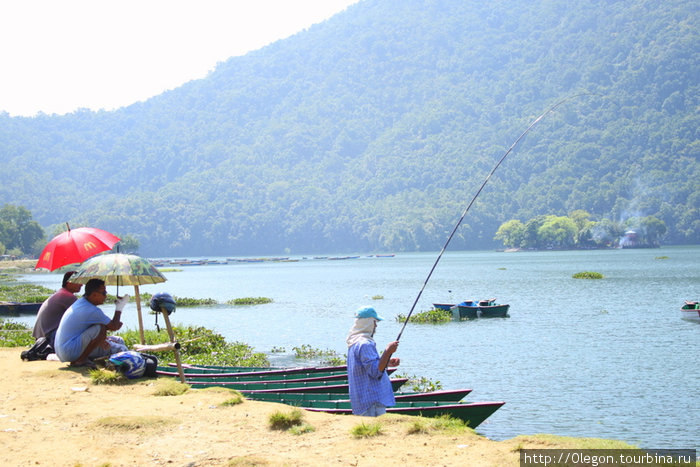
[0,348,636,467]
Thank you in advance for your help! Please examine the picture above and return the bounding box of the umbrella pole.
[133,285,146,345]
[160,306,186,384]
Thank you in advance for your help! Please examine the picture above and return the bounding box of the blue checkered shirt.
[347,339,396,414]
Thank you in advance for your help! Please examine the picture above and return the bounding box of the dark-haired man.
[32,271,82,347]
[54,278,128,367]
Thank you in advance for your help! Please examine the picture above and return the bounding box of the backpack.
[20,337,54,361]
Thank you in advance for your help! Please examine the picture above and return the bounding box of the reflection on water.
[18,246,700,451]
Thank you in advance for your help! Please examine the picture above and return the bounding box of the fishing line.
[396,94,590,341]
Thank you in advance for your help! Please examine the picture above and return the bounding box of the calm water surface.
[19,246,699,451]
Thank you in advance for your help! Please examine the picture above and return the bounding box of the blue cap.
[355,306,383,321]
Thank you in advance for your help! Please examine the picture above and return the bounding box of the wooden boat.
[450,300,479,319]
[164,363,351,376]
[681,301,699,323]
[477,299,510,318]
[243,388,473,403]
[297,400,505,428]
[432,303,454,311]
[0,301,41,316]
[160,368,396,384]
[186,378,408,394]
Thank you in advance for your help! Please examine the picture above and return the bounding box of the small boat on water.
[681,301,699,323]
[477,298,510,318]
[449,300,479,319]
[435,298,510,319]
[0,301,41,316]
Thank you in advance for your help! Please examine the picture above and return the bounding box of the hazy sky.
[0,0,359,117]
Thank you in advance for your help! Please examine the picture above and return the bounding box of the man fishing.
[346,306,400,416]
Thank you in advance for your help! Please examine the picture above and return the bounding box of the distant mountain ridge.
[0,0,697,255]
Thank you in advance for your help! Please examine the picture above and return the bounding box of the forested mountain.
[0,0,697,256]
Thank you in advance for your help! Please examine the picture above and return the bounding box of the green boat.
[164,363,350,376]
[188,377,408,394]
[294,400,505,428]
[158,367,394,383]
[243,388,472,403]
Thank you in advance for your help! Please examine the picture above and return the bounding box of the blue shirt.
[54,297,111,362]
[347,338,396,414]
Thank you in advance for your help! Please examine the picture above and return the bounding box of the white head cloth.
[346,317,376,347]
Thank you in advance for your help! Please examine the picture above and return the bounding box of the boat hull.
[300,400,505,428]
[478,304,510,318]
[0,302,41,316]
[450,304,478,320]
[187,378,408,394]
[680,301,699,322]
[244,388,472,403]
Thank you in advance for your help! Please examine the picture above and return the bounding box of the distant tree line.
[0,204,45,257]
[0,204,139,258]
[494,210,667,249]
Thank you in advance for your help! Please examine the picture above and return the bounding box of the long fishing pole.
[396,94,587,341]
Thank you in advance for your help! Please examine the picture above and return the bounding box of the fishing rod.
[396,94,588,341]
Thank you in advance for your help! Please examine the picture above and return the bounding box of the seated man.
[54,278,128,367]
[32,271,82,347]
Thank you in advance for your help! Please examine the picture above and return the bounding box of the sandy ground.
[0,348,612,467]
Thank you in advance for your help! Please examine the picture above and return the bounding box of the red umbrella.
[35,223,121,271]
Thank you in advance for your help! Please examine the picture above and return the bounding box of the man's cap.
[355,306,383,321]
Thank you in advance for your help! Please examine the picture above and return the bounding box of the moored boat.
[244,388,473,403]
[298,400,504,428]
[158,368,396,383]
[681,301,699,323]
[187,378,408,394]
[450,300,479,319]
[0,301,42,316]
[477,298,510,318]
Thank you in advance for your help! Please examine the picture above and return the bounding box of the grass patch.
[289,423,316,435]
[572,271,604,279]
[221,392,245,406]
[511,434,637,449]
[372,295,384,300]
[268,408,305,430]
[655,256,669,260]
[350,421,383,438]
[396,308,452,324]
[95,415,175,431]
[406,415,473,435]
[227,456,270,466]
[89,368,127,385]
[226,297,273,305]
[152,380,190,396]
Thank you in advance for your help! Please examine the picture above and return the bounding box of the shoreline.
[0,348,642,467]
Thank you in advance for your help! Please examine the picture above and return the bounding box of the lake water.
[17,246,699,451]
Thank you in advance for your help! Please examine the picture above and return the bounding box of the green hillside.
[0,0,697,256]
